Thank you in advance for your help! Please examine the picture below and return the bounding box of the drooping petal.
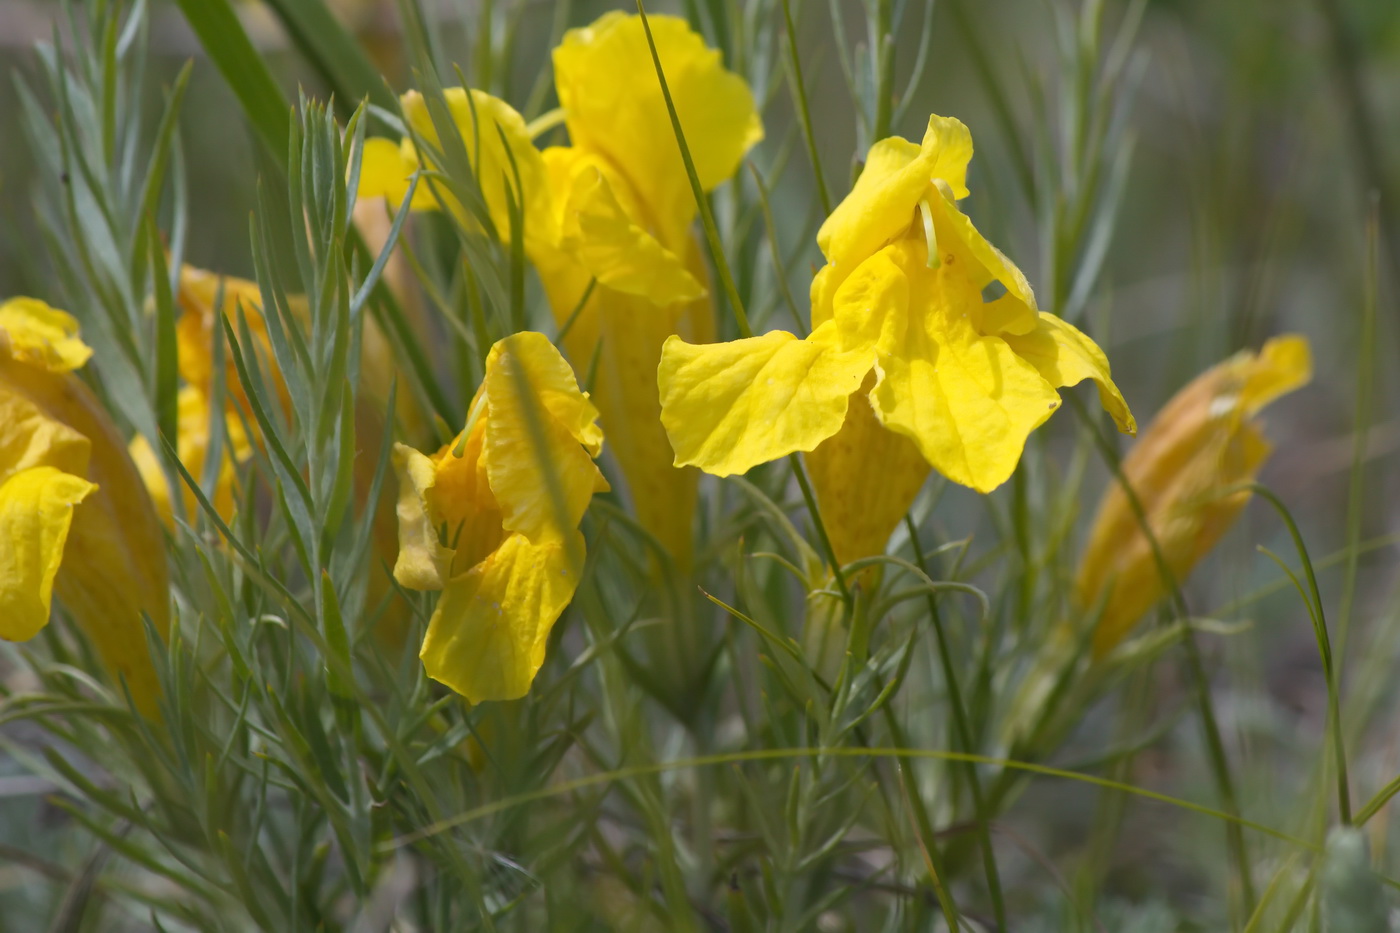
[1,329,170,717]
[391,442,454,592]
[1002,312,1136,435]
[0,385,91,484]
[816,115,972,270]
[553,12,763,241]
[399,88,555,251]
[419,531,583,703]
[483,332,608,544]
[543,148,705,305]
[0,466,95,642]
[0,298,93,373]
[868,241,1060,493]
[658,323,874,477]
[806,375,931,567]
[924,190,1039,334]
[357,136,438,211]
[830,244,910,358]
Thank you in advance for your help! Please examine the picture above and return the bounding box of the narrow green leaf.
[170,0,290,167]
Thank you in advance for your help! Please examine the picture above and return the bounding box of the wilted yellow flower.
[358,15,761,566]
[0,298,169,716]
[392,332,608,703]
[1076,335,1312,656]
[659,114,1134,563]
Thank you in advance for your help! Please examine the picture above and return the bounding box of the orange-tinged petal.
[1076,335,1311,656]
[658,323,874,477]
[0,298,93,373]
[419,531,583,703]
[0,466,95,642]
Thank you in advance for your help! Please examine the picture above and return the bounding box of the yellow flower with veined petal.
[659,114,1134,564]
[0,298,169,716]
[1077,335,1311,656]
[392,332,608,703]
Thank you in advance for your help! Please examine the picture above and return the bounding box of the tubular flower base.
[392,332,608,704]
[1076,335,1312,656]
[659,113,1135,564]
[357,11,762,567]
[0,298,169,716]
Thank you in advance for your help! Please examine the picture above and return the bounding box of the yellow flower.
[359,87,554,253]
[1076,335,1312,656]
[0,298,169,716]
[358,16,761,566]
[392,332,608,703]
[659,114,1134,563]
[537,12,761,567]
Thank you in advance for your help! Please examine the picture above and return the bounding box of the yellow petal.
[1241,334,1312,416]
[1002,312,1136,435]
[545,148,705,305]
[0,298,93,373]
[430,410,506,572]
[816,114,972,270]
[0,384,91,484]
[868,242,1059,493]
[399,88,555,250]
[831,244,910,357]
[925,190,1039,332]
[483,332,608,543]
[0,466,95,642]
[658,323,874,477]
[391,442,454,591]
[1,356,170,715]
[419,531,583,703]
[806,375,931,566]
[357,136,438,211]
[553,12,762,239]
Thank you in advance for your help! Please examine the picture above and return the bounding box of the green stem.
[905,516,1007,930]
[1068,394,1256,919]
[790,453,851,608]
